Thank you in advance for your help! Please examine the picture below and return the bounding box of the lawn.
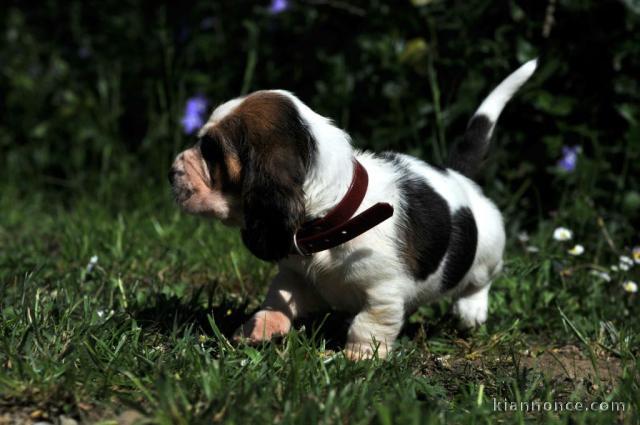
[2,1,640,423]
[0,181,638,425]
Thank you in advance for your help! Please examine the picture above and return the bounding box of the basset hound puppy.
[169,60,537,359]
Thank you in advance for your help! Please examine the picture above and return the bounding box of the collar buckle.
[292,232,311,256]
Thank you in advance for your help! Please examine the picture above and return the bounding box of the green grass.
[0,185,638,424]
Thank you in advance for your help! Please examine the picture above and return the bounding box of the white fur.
[216,62,534,357]
[271,90,356,219]
[475,58,537,138]
[273,124,504,355]
[270,89,505,356]
[198,97,245,136]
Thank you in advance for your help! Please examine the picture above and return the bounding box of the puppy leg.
[344,300,404,360]
[235,269,324,343]
[453,283,491,330]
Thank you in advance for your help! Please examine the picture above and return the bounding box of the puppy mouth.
[171,184,195,205]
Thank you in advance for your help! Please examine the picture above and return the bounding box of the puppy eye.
[199,136,214,162]
[199,134,223,163]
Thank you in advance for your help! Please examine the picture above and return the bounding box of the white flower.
[620,256,634,266]
[86,255,99,274]
[526,246,540,253]
[553,227,573,241]
[517,231,530,243]
[97,309,114,319]
[622,280,638,293]
[567,244,584,256]
[633,247,640,264]
[589,270,611,282]
[611,265,620,272]
[619,256,633,271]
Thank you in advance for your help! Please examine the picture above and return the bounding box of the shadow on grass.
[130,288,460,352]
[131,288,251,340]
[129,289,351,350]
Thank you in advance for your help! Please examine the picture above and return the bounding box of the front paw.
[233,310,291,344]
[343,341,389,361]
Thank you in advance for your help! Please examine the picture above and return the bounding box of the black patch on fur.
[446,114,493,178]
[380,151,447,174]
[441,207,478,289]
[385,152,452,280]
[379,151,403,167]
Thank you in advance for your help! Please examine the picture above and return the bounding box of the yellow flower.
[632,247,640,264]
[622,281,638,294]
[567,244,584,256]
[198,335,207,344]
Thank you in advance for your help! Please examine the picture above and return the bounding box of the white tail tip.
[475,58,538,122]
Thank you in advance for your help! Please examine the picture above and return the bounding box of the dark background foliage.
[2,2,640,422]
[1,0,639,233]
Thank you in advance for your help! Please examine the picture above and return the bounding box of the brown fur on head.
[169,91,316,261]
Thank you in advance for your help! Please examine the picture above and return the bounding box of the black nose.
[168,168,177,185]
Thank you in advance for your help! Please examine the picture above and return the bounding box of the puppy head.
[169,91,316,261]
[168,125,243,225]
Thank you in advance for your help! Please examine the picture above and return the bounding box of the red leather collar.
[292,159,394,256]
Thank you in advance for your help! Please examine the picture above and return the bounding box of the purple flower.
[78,46,91,59]
[181,95,208,135]
[558,145,579,172]
[268,0,289,14]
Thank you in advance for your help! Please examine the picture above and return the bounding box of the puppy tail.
[447,59,538,178]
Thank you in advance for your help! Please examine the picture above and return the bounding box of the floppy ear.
[215,92,315,261]
[241,142,307,261]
